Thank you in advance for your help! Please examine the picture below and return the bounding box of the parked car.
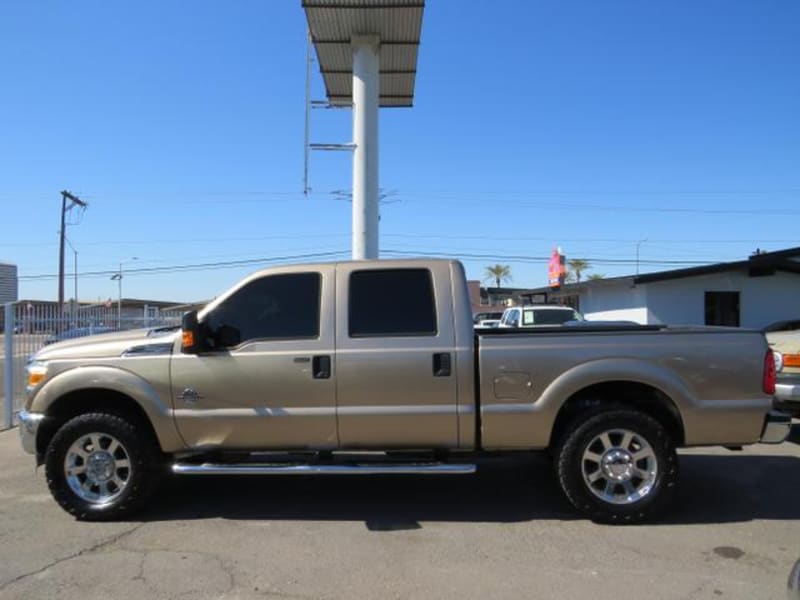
[498,304,583,328]
[472,311,503,324]
[43,326,116,346]
[475,319,501,329]
[763,319,800,333]
[18,258,787,523]
[766,329,800,417]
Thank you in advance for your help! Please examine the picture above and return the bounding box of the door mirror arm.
[215,324,241,348]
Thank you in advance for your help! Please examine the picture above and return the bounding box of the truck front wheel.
[555,409,678,523]
[45,412,163,521]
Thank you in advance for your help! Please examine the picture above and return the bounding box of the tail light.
[763,349,776,395]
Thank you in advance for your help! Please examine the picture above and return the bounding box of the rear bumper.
[760,410,792,444]
[775,376,800,415]
[776,382,800,399]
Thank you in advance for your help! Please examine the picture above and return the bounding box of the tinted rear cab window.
[524,309,576,326]
[349,269,437,337]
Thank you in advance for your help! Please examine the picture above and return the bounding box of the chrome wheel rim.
[581,428,657,505]
[64,433,131,505]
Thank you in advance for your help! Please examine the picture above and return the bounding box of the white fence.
[2,302,182,429]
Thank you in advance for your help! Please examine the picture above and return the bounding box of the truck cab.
[498,304,583,328]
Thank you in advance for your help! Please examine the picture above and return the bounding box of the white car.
[498,305,583,328]
[475,319,501,329]
[766,329,800,417]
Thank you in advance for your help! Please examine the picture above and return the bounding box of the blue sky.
[1,0,798,303]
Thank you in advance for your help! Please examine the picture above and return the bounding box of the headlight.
[25,361,48,394]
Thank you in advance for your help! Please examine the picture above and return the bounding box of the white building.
[519,247,800,329]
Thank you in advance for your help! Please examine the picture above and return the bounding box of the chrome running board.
[172,463,476,476]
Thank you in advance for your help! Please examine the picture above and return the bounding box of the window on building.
[205,272,321,345]
[705,291,740,327]
[349,269,437,337]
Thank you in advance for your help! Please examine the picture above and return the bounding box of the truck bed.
[474,325,771,449]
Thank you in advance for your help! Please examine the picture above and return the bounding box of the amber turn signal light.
[784,354,800,368]
[182,330,195,348]
[27,372,45,387]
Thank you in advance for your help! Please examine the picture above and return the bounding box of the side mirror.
[216,324,241,348]
[181,310,201,354]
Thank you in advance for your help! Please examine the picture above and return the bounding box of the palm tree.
[484,264,512,288]
[567,259,590,283]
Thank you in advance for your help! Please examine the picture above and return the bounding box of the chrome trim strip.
[172,463,477,476]
[17,410,45,455]
[172,405,460,418]
[775,382,800,401]
[121,343,174,357]
[760,410,792,444]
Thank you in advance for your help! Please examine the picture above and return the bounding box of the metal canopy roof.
[302,0,424,107]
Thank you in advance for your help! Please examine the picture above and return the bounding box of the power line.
[381,250,715,267]
[19,249,720,282]
[4,233,798,249]
[0,233,351,248]
[384,234,800,245]
[396,196,800,215]
[4,187,800,202]
[19,250,351,281]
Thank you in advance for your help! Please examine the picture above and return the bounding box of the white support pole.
[4,303,14,428]
[351,35,380,260]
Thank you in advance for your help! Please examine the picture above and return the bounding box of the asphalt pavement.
[1,425,799,600]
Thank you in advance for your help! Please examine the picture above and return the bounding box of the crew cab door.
[170,267,337,449]
[334,263,459,448]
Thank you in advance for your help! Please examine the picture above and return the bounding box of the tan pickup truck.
[18,259,790,523]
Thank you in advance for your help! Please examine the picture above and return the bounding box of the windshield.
[523,308,582,326]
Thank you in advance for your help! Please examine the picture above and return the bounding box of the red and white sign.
[548,247,566,287]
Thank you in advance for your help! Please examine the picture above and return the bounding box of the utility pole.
[65,237,78,326]
[58,191,87,331]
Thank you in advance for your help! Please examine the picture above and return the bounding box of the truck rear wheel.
[555,409,678,523]
[45,412,163,521]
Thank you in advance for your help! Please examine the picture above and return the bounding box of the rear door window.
[349,269,437,337]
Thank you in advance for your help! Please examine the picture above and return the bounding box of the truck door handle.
[433,353,451,377]
[312,355,331,379]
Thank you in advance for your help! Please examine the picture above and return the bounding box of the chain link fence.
[2,302,183,429]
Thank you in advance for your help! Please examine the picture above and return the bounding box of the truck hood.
[33,327,179,361]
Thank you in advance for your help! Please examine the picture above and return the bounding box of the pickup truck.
[498,304,583,328]
[18,259,791,523]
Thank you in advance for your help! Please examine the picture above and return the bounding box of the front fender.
[30,365,184,453]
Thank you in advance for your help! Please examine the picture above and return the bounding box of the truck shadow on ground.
[139,439,800,528]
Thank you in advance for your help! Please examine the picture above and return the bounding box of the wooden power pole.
[58,191,87,329]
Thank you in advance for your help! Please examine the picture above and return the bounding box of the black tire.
[555,409,678,524]
[45,412,164,521]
